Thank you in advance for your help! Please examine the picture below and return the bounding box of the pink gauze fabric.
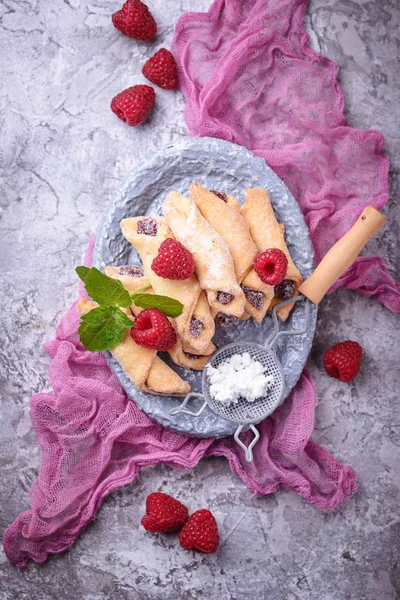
[172,0,399,310]
[4,0,399,568]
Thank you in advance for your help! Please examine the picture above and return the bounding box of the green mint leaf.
[76,266,91,283]
[78,306,133,352]
[83,267,132,308]
[133,293,184,318]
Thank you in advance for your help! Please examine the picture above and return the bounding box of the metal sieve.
[170,206,386,462]
[170,296,310,462]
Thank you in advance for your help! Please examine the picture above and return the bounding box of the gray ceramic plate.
[93,137,317,438]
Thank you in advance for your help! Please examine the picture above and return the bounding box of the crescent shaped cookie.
[120,216,214,354]
[163,192,245,318]
[77,298,191,396]
[105,264,215,356]
[188,183,273,323]
[105,266,216,371]
[241,188,303,321]
[189,183,258,283]
[240,268,275,324]
[168,339,216,371]
[182,289,216,355]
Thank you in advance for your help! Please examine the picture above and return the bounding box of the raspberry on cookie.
[254,248,288,286]
[131,308,176,351]
[151,238,195,280]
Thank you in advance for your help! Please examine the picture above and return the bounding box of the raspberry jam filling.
[274,279,295,301]
[137,216,158,236]
[183,351,200,360]
[214,312,238,328]
[189,317,204,338]
[241,285,264,311]
[210,190,228,202]
[217,291,234,305]
[117,265,145,277]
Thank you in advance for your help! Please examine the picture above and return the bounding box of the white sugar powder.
[207,352,274,405]
[206,251,225,280]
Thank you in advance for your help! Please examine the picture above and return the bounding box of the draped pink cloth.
[4,0,399,567]
[172,0,399,310]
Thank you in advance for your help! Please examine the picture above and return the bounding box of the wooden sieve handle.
[299,206,386,305]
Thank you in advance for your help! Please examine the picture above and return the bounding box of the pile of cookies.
[78,184,302,396]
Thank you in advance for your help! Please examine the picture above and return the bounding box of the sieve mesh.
[202,342,285,425]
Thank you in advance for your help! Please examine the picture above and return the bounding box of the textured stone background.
[0,0,399,599]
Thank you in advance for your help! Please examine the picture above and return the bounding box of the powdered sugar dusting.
[205,251,226,281]
[207,352,275,405]
[182,200,233,283]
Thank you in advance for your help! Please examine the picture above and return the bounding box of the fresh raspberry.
[151,238,195,280]
[142,49,178,90]
[178,509,219,554]
[111,85,155,127]
[141,492,188,533]
[131,308,176,351]
[274,278,295,301]
[112,0,157,41]
[323,341,362,382]
[254,248,288,285]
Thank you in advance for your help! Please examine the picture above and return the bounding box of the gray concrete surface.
[0,0,399,598]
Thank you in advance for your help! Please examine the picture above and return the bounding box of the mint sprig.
[78,305,133,352]
[76,266,132,308]
[133,293,184,317]
[76,265,90,282]
[76,266,184,352]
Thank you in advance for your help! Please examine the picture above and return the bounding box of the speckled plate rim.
[93,137,317,438]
